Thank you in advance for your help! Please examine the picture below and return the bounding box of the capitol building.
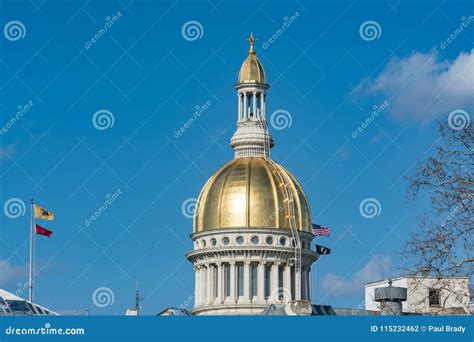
[185,34,319,316]
[0,34,470,319]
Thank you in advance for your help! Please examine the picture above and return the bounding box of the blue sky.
[0,0,473,314]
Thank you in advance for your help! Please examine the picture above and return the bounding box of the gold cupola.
[193,157,312,233]
[193,33,312,233]
[237,32,266,85]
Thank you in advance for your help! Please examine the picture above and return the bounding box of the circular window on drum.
[236,236,244,245]
[279,237,287,246]
[251,236,259,245]
[222,237,230,245]
[210,238,217,246]
[265,236,274,245]
[201,239,206,248]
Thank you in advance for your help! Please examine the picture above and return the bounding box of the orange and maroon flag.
[35,224,52,238]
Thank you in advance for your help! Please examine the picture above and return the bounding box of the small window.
[201,239,206,248]
[279,237,287,246]
[429,289,440,307]
[251,236,259,245]
[222,237,230,245]
[210,238,217,246]
[236,236,244,245]
[266,236,274,245]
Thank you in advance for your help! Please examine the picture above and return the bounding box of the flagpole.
[28,198,34,302]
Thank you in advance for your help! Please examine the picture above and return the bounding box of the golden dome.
[193,157,311,233]
[237,33,266,84]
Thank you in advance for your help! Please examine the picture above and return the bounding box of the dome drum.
[188,229,317,254]
[187,229,318,316]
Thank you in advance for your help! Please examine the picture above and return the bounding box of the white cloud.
[354,49,474,121]
[0,259,27,285]
[320,255,392,296]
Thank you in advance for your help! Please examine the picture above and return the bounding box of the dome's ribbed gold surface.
[193,157,311,233]
[237,54,266,84]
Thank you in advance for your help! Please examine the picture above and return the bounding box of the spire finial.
[246,32,256,55]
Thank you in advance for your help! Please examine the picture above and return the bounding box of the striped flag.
[312,223,330,237]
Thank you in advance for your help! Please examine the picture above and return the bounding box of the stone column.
[238,93,242,121]
[243,93,247,120]
[201,266,207,304]
[271,263,279,302]
[308,268,312,302]
[301,267,307,301]
[257,262,265,302]
[194,266,200,306]
[243,261,251,302]
[262,93,266,118]
[230,261,236,303]
[252,91,256,117]
[208,264,216,304]
[283,264,292,302]
[205,265,210,304]
[216,262,223,304]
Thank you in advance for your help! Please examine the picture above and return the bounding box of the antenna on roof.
[125,281,144,316]
[135,281,143,316]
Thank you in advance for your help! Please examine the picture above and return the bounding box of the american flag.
[312,224,330,237]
